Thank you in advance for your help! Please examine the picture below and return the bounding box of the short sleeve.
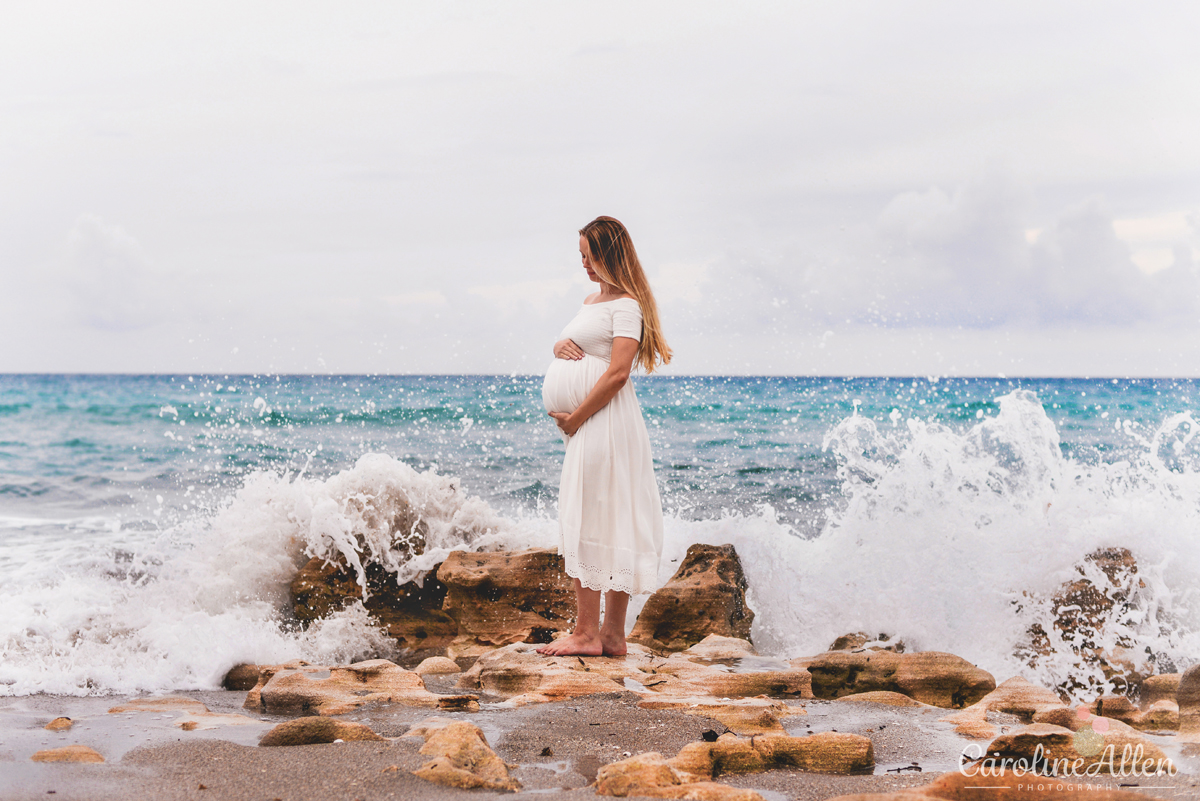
[611,300,643,341]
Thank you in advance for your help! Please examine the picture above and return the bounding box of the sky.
[3,1,1199,376]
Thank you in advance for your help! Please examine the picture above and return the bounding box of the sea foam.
[2,392,1198,698]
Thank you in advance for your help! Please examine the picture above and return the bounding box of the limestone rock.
[835,691,929,708]
[985,722,1170,774]
[414,656,462,675]
[829,633,905,653]
[1132,699,1178,731]
[455,643,632,703]
[941,676,1064,739]
[457,640,811,705]
[1179,662,1200,742]
[44,717,73,731]
[291,556,457,655]
[409,719,520,792]
[108,695,209,715]
[222,663,262,691]
[438,548,576,656]
[630,544,753,653]
[1138,673,1180,707]
[1022,547,1149,697]
[639,697,799,735]
[259,716,384,746]
[596,731,870,799]
[800,650,993,708]
[1088,695,1138,725]
[245,658,478,715]
[31,745,104,763]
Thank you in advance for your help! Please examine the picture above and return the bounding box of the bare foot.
[535,632,603,657]
[600,630,627,657]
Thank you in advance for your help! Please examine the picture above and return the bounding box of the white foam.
[3,395,1198,699]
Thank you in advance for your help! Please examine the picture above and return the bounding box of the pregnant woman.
[538,216,672,657]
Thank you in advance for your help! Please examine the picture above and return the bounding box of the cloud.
[64,215,164,331]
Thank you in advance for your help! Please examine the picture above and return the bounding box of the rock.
[108,695,262,731]
[31,745,104,763]
[800,650,994,708]
[1179,663,1200,742]
[259,717,384,746]
[437,548,576,657]
[638,697,799,735]
[1022,547,1149,697]
[1088,695,1138,725]
[409,719,520,792]
[629,544,754,653]
[835,691,929,708]
[414,656,461,675]
[108,696,209,715]
[457,639,811,705]
[829,633,905,653]
[244,659,478,715]
[291,556,457,655]
[1138,673,1180,707]
[941,676,1064,739]
[1132,699,1179,731]
[44,717,73,731]
[595,732,871,799]
[829,632,870,651]
[222,663,262,691]
[985,722,1170,774]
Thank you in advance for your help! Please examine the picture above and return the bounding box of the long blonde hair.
[580,216,672,374]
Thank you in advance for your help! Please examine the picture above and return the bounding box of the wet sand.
[3,688,1197,801]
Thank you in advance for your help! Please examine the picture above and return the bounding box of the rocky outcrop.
[44,717,73,731]
[595,731,873,797]
[638,697,800,735]
[798,650,994,708]
[259,717,384,746]
[629,544,753,653]
[1179,663,1200,742]
[1022,547,1148,697]
[108,695,261,731]
[456,637,811,705]
[405,718,521,792]
[1139,672,1180,707]
[829,633,905,653]
[244,659,478,715]
[30,745,104,763]
[835,691,929,707]
[414,656,461,675]
[984,722,1170,774]
[940,676,1064,739]
[291,556,457,655]
[222,663,263,690]
[437,549,576,657]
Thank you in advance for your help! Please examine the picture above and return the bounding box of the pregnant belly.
[543,354,606,414]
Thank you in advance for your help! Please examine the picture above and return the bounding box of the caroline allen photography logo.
[959,706,1179,782]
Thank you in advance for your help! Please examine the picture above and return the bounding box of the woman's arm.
[549,336,638,437]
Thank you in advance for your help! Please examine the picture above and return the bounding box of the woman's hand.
[554,339,584,360]
[549,411,581,437]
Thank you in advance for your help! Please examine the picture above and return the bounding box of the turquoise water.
[2,374,1199,697]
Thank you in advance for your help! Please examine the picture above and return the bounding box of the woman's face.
[580,235,600,284]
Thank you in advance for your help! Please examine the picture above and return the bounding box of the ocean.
[2,373,1198,700]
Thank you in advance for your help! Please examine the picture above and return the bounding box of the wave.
[2,392,1198,698]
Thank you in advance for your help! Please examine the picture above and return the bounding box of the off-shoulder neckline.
[582,296,638,307]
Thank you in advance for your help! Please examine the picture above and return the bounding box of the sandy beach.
[5,683,1197,801]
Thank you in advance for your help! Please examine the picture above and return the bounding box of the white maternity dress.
[541,297,663,595]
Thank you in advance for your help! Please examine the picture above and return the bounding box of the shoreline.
[4,687,1196,801]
